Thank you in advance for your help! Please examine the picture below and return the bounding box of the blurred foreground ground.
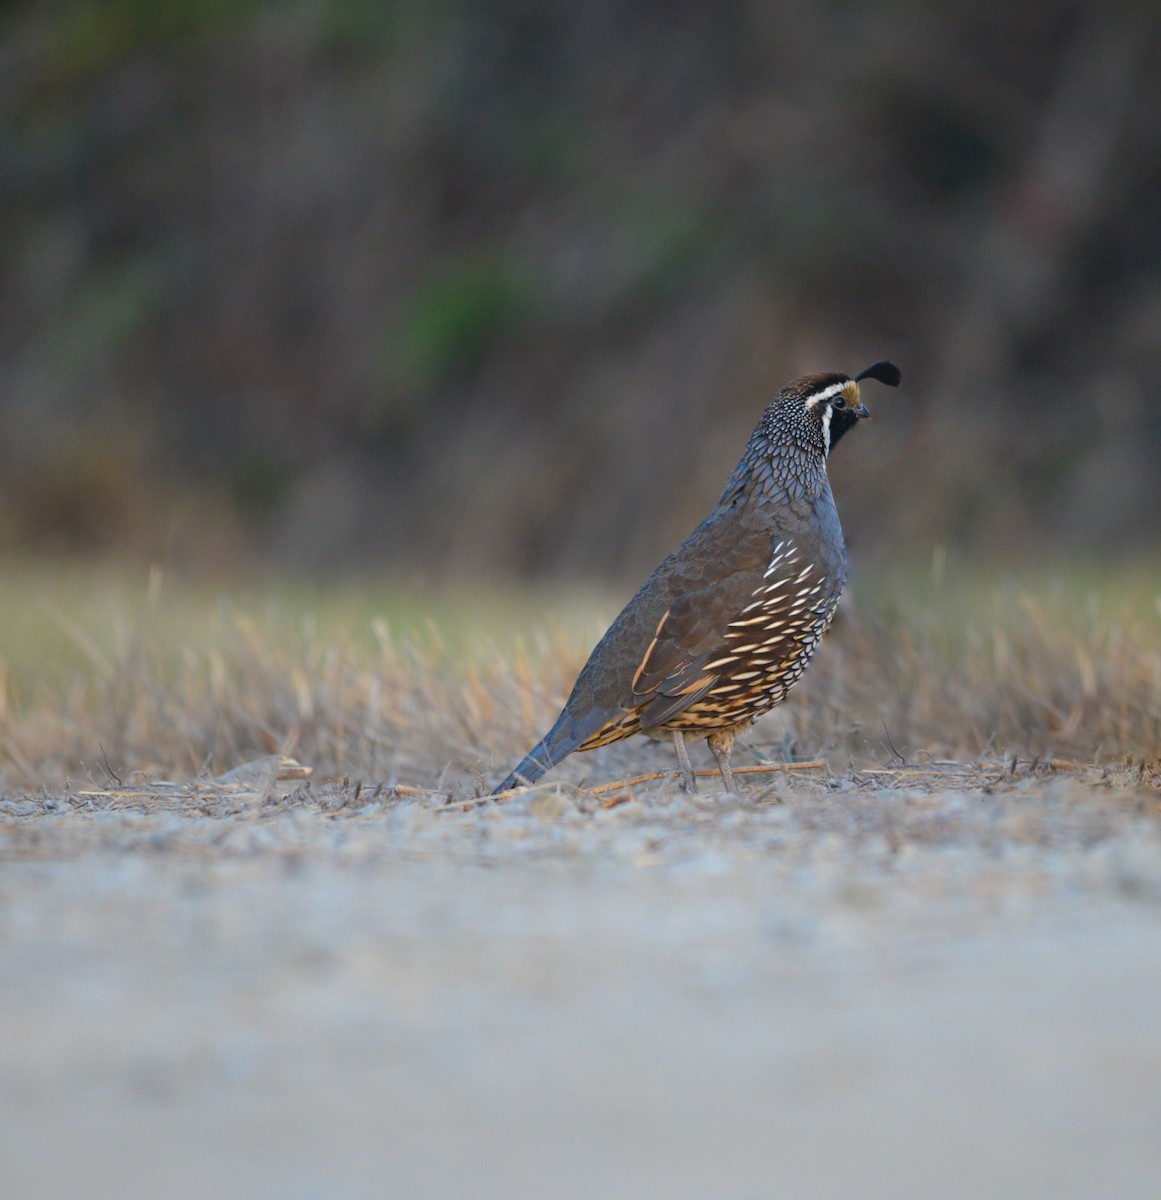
[2,564,1160,1197]
[3,763,1161,1199]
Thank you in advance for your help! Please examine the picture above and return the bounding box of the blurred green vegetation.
[1,1,1159,578]
[381,252,530,404]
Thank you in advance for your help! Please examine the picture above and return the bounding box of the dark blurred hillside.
[2,1,1159,577]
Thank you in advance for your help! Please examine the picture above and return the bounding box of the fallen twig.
[440,759,829,812]
[587,760,827,797]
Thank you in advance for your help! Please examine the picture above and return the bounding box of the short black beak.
[853,402,871,419]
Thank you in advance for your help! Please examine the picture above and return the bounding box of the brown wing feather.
[568,516,772,751]
[627,538,796,721]
[634,537,838,732]
[567,495,839,751]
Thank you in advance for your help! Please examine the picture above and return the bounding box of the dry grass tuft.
[0,562,1158,795]
[808,568,1161,767]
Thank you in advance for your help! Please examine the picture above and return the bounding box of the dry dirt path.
[3,762,1161,1199]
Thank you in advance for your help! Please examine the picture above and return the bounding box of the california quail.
[494,361,901,795]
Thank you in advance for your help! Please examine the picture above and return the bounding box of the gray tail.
[492,712,592,795]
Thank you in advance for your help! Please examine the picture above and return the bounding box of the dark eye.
[832,395,846,410]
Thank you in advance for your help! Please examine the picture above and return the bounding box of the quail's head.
[760,360,901,458]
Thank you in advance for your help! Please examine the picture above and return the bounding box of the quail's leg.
[672,730,697,792]
[707,728,738,793]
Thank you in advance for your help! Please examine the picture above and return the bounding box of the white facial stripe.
[820,403,832,454]
[804,379,853,408]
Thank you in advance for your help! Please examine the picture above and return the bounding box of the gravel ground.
[3,762,1161,1199]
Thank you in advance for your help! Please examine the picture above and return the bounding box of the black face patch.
[827,404,863,452]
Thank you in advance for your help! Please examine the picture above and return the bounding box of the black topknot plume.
[854,361,902,387]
